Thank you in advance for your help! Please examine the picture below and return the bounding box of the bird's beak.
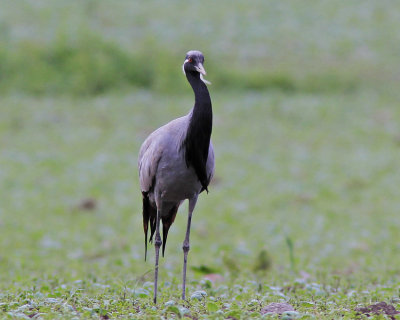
[182,60,211,84]
[195,63,211,85]
[195,63,206,75]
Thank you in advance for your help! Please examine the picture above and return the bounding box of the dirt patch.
[261,302,295,315]
[77,198,97,211]
[355,302,399,319]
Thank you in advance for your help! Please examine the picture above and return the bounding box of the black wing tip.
[142,191,156,261]
[162,244,166,258]
[162,225,168,258]
[144,233,148,261]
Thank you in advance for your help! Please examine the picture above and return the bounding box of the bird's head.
[182,50,211,85]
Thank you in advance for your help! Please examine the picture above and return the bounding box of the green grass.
[1,87,400,318]
[1,0,400,319]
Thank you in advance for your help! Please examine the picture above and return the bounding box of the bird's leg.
[153,208,162,304]
[182,195,198,300]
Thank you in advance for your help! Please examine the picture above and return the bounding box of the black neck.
[186,72,211,108]
[183,71,213,191]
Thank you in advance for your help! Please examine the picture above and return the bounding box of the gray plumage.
[139,116,214,203]
[138,50,214,303]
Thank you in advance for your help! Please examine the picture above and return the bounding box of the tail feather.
[142,192,156,261]
[142,192,179,259]
[149,216,156,242]
[161,205,179,257]
[162,224,169,257]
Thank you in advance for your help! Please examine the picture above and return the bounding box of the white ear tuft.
[182,59,188,75]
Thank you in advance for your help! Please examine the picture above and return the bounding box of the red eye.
[188,58,193,63]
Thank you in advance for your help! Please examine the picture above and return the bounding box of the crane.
[138,50,214,303]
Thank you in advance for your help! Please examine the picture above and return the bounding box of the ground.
[1,88,400,319]
[1,1,400,319]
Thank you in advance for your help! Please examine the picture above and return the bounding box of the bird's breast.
[156,155,202,201]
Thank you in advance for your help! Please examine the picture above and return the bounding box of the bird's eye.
[188,58,193,63]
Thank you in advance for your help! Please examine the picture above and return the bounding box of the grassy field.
[1,1,400,319]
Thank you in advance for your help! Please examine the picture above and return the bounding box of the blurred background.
[1,0,400,290]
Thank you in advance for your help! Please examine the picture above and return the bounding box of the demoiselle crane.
[138,50,214,303]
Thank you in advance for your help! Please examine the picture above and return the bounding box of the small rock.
[261,302,295,315]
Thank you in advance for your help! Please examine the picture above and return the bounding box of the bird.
[138,50,215,303]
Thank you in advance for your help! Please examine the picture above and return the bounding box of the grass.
[1,0,400,319]
[1,87,400,318]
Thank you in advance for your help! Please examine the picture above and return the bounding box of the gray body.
[139,114,215,208]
